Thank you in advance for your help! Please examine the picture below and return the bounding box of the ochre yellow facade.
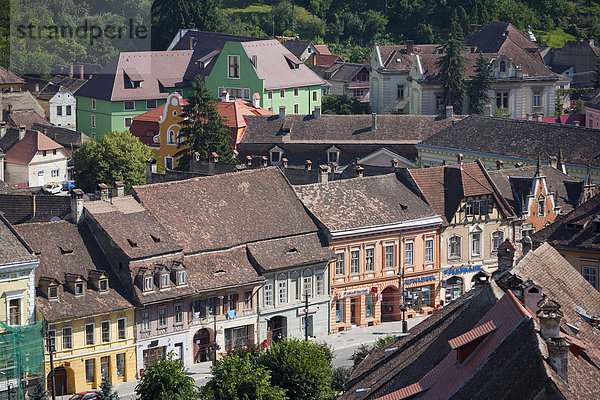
[150,92,185,171]
[45,308,136,394]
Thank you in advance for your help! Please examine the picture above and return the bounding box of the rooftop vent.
[150,234,161,243]
[214,269,226,276]
[59,246,73,255]
[286,248,298,255]
[127,239,138,248]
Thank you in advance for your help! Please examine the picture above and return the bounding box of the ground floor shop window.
[143,346,166,368]
[365,295,374,318]
[445,277,463,303]
[406,285,432,312]
[335,300,344,323]
[225,325,253,350]
[116,353,125,377]
[100,356,110,379]
[85,359,95,383]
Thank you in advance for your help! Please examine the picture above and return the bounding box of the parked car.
[69,391,101,400]
[43,182,61,194]
[62,180,76,191]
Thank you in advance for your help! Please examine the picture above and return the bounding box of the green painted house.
[204,40,324,115]
[75,51,196,136]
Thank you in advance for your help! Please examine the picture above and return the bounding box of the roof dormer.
[64,273,86,296]
[448,320,497,364]
[39,276,61,301]
[137,267,154,293]
[155,264,170,290]
[170,260,187,287]
[88,270,110,293]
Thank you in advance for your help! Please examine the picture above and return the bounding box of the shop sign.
[405,275,436,286]
[443,265,482,276]
[297,306,319,316]
[337,287,370,299]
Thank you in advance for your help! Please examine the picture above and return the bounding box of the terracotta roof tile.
[247,233,333,271]
[0,67,25,85]
[0,213,36,264]
[5,130,64,165]
[448,320,497,349]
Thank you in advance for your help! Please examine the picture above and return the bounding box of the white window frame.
[160,273,169,289]
[174,304,184,324]
[384,242,397,269]
[85,323,95,345]
[335,251,345,276]
[365,247,375,271]
[424,238,434,263]
[533,90,542,107]
[144,276,153,291]
[228,55,240,79]
[449,235,462,259]
[48,285,58,300]
[74,282,84,296]
[471,232,482,257]
[141,310,150,330]
[177,270,186,285]
[101,320,111,343]
[123,101,135,111]
[582,266,598,289]
[404,241,414,266]
[491,230,504,253]
[164,156,174,171]
[117,318,127,340]
[303,275,313,298]
[264,283,274,306]
[91,115,96,128]
[278,274,287,304]
[62,327,73,349]
[158,307,167,327]
[350,248,360,274]
[99,278,109,292]
[315,274,324,296]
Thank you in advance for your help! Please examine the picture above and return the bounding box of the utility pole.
[44,323,56,400]
[303,292,309,341]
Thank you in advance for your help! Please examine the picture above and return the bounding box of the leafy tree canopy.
[73,130,153,193]
[135,353,198,400]
[322,94,371,115]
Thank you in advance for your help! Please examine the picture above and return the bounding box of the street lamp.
[44,325,56,400]
[397,273,407,334]
[0,371,13,400]
[212,296,224,366]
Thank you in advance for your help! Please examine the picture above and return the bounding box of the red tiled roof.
[5,130,64,165]
[0,67,25,85]
[375,382,428,400]
[307,53,344,67]
[448,320,497,349]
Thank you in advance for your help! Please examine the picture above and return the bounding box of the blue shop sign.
[405,275,436,285]
[443,265,483,276]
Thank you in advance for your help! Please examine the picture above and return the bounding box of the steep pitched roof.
[294,173,439,233]
[6,110,49,129]
[465,22,539,54]
[132,167,319,254]
[16,221,134,322]
[419,115,600,169]
[406,160,514,225]
[0,213,36,265]
[75,51,195,101]
[306,53,344,67]
[313,62,368,83]
[5,130,65,165]
[241,40,325,90]
[313,44,331,55]
[37,75,87,100]
[281,39,311,58]
[0,67,25,85]
[31,123,89,149]
[530,193,600,252]
[488,165,583,216]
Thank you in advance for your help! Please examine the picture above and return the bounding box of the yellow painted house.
[16,219,136,396]
[130,91,273,170]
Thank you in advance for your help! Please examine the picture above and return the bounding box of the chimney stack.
[260,155,268,168]
[96,183,109,201]
[573,120,580,126]
[485,104,492,116]
[456,153,464,169]
[496,159,504,170]
[0,122,6,139]
[355,165,364,177]
[145,158,157,184]
[304,160,312,171]
[371,113,377,130]
[113,181,125,198]
[209,152,219,175]
[406,40,414,55]
[537,298,570,382]
[80,64,84,80]
[279,106,286,119]
[34,83,39,93]
[7,104,13,115]
[504,30,509,37]
[71,188,85,224]
[221,91,230,102]
[246,155,253,168]
[445,106,453,119]
[18,125,26,141]
[69,63,74,78]
[318,164,329,183]
[281,158,288,168]
[252,93,260,108]
[495,239,516,276]
[391,158,399,169]
[313,106,321,119]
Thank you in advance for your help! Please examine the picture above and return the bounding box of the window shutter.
[233,293,239,311]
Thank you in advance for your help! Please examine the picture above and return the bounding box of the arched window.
[491,231,504,252]
[277,273,287,304]
[449,236,462,259]
[499,61,506,72]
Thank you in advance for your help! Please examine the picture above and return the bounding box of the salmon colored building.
[129,91,272,170]
[295,173,443,333]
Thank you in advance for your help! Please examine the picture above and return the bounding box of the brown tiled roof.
[0,213,36,264]
[37,76,87,100]
[294,173,438,233]
[447,320,497,349]
[488,165,583,216]
[247,233,333,271]
[5,130,64,165]
[85,197,182,260]
[241,40,325,90]
[15,221,134,322]
[133,167,318,254]
[313,62,368,83]
[530,193,600,251]
[313,44,331,55]
[419,115,600,169]
[341,283,503,400]
[7,110,49,129]
[75,51,195,101]
[0,192,71,224]
[127,257,194,304]
[0,67,25,85]
[465,22,539,54]
[306,53,343,67]
[406,160,514,225]
[31,123,89,150]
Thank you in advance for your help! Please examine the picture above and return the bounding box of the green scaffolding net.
[0,320,44,400]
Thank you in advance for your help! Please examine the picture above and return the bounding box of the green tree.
[201,354,287,400]
[176,76,235,171]
[322,94,371,115]
[258,338,334,400]
[437,11,466,114]
[570,99,583,115]
[135,353,199,400]
[99,375,119,400]
[73,131,153,193]
[468,54,495,114]
[331,366,352,395]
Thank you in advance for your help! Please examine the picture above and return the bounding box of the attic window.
[48,286,58,300]
[286,248,298,255]
[284,55,300,70]
[448,320,496,364]
[59,246,73,255]
[214,269,226,277]
[177,270,186,286]
[75,282,84,296]
[99,279,108,292]
[160,273,169,289]
[143,276,153,292]
[127,239,138,248]
[150,234,161,243]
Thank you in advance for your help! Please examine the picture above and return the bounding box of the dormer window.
[49,286,58,300]
[270,146,283,165]
[75,282,84,296]
[99,279,108,292]
[177,271,186,286]
[327,146,340,164]
[143,276,153,292]
[160,273,169,289]
[499,61,506,73]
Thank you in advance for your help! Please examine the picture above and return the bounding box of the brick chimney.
[305,160,312,171]
[406,40,414,55]
[80,64,84,80]
[96,183,109,201]
[260,155,268,168]
[279,106,286,119]
[145,158,157,184]
[281,158,288,168]
[69,63,74,78]
[318,164,329,183]
[209,152,219,175]
[496,159,504,170]
[313,106,321,119]
[18,125,26,141]
[456,153,464,169]
[113,181,125,198]
[355,165,364,177]
[523,283,543,314]
[371,113,377,130]
[391,158,399,169]
[495,239,516,276]
[246,155,253,168]
[573,120,580,126]
[445,106,453,119]
[70,188,84,224]
[536,297,570,382]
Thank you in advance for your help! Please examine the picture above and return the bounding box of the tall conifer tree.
[437,11,466,114]
[468,53,495,114]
